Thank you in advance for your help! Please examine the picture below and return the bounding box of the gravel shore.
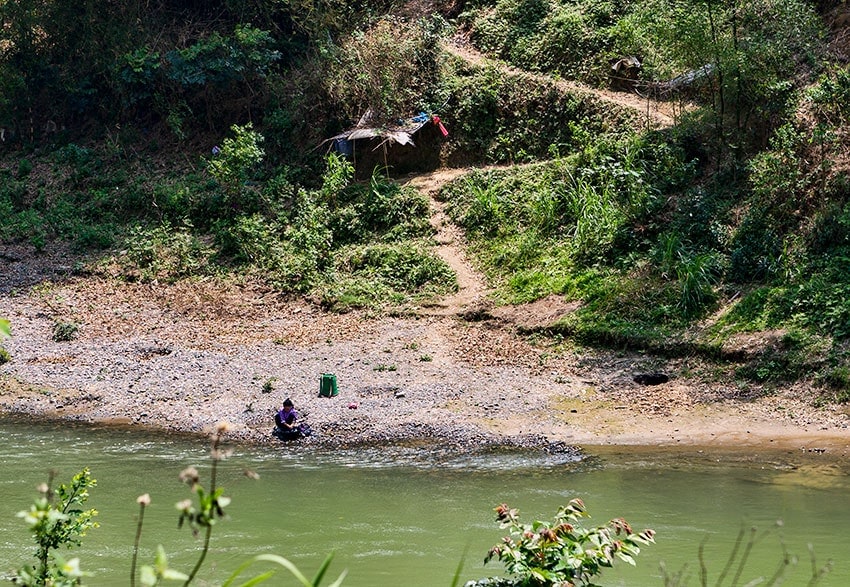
[2,244,850,456]
[0,273,580,451]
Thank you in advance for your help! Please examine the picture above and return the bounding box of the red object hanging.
[432,115,449,137]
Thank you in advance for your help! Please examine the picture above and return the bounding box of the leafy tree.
[639,0,823,152]
[206,123,265,207]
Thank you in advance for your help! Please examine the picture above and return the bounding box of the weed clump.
[52,321,79,342]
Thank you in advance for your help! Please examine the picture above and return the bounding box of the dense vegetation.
[446,0,850,398]
[2,0,850,397]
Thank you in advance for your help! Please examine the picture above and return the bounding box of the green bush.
[720,255,850,345]
[218,213,288,267]
[200,152,452,306]
[735,329,832,384]
[474,498,655,587]
[809,200,850,256]
[441,134,688,310]
[120,223,214,282]
[819,366,850,403]
[114,25,281,130]
[0,206,45,244]
[0,176,29,211]
[808,66,850,125]
[206,123,266,211]
[554,273,686,350]
[329,172,432,245]
[728,209,782,283]
[322,15,447,123]
[0,318,9,365]
[16,468,98,586]
[470,0,624,84]
[52,321,79,342]
[322,241,456,310]
[442,61,633,164]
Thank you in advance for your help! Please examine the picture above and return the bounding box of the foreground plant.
[0,318,10,364]
[222,552,347,587]
[130,421,346,587]
[16,468,99,586]
[128,422,233,587]
[472,498,655,587]
[661,524,832,587]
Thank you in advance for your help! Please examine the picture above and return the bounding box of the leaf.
[234,570,275,586]
[326,569,348,587]
[0,318,10,338]
[139,566,157,587]
[162,568,190,581]
[155,544,169,570]
[222,559,256,587]
[249,554,312,586]
[449,544,470,587]
[310,552,335,585]
[616,552,637,566]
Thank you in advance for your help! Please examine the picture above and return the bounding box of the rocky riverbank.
[2,244,850,456]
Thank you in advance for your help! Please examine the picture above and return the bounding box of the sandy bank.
[2,265,849,457]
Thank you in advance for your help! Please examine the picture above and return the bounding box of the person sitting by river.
[273,398,308,440]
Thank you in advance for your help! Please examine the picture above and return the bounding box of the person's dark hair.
[283,398,294,408]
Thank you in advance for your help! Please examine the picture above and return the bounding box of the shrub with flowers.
[472,498,655,587]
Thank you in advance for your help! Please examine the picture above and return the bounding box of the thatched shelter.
[326,110,448,179]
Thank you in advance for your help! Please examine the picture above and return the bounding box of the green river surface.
[2,419,849,586]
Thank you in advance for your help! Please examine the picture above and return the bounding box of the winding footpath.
[442,40,682,131]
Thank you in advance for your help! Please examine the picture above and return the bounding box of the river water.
[1,419,848,586]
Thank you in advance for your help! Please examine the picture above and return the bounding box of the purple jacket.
[277,407,298,426]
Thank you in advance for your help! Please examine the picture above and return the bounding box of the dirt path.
[403,168,492,315]
[443,40,683,130]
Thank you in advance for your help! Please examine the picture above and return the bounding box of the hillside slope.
[3,0,850,438]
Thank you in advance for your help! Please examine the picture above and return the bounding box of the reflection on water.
[1,419,848,586]
[770,463,849,490]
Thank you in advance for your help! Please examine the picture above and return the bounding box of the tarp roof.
[327,110,430,148]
